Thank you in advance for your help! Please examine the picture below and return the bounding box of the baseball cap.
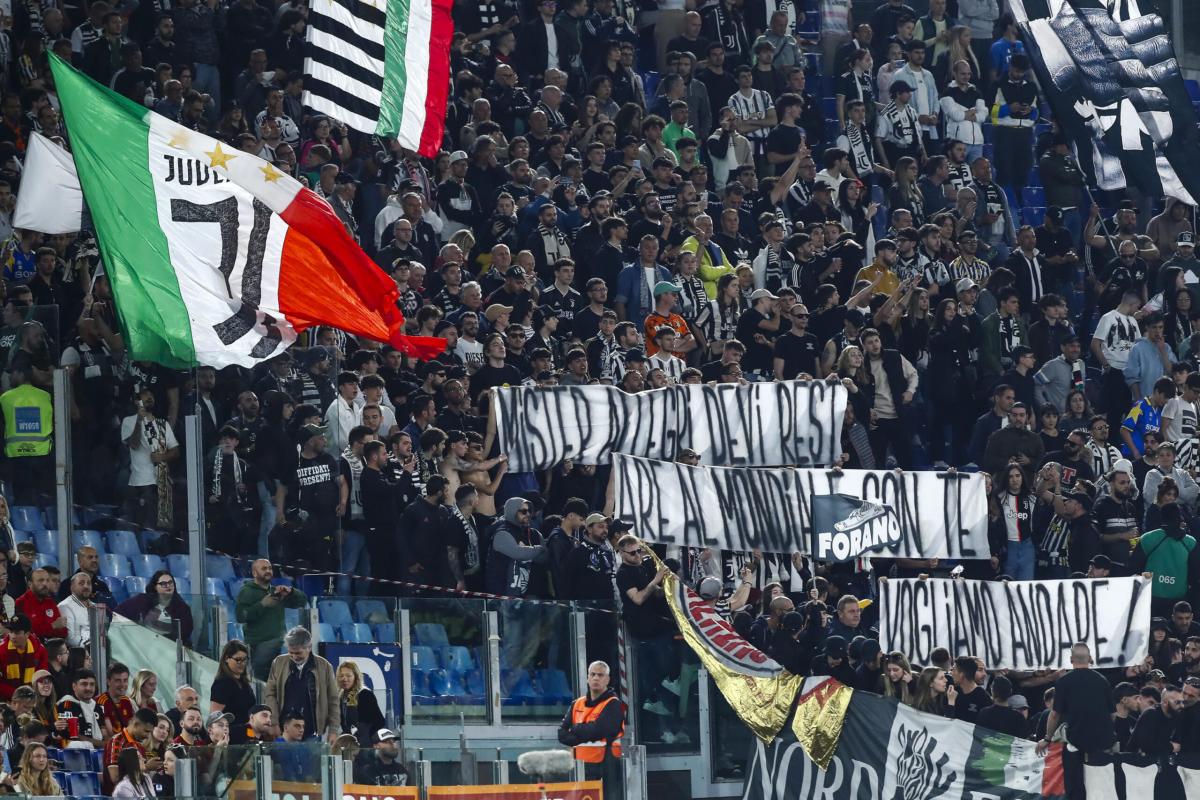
[1089,554,1113,570]
[958,228,978,240]
[206,711,234,726]
[1064,491,1092,511]
[1009,694,1029,711]
[653,281,680,297]
[824,635,847,659]
[484,304,514,322]
[1179,231,1195,248]
[1112,458,1134,475]
[377,728,399,742]
[956,277,978,293]
[12,685,35,700]
[249,704,271,716]
[697,575,723,600]
[449,150,468,163]
[507,265,527,281]
[609,519,634,534]
[889,80,914,96]
[584,512,607,526]
[1046,206,1065,223]
[813,178,834,192]
[749,288,779,302]
[299,424,327,442]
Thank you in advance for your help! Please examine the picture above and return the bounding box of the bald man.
[234,559,309,680]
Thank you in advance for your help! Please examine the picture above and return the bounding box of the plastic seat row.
[410,667,572,707]
[316,598,392,626]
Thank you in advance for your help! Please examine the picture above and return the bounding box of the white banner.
[494,381,846,472]
[878,577,1152,671]
[612,455,990,560]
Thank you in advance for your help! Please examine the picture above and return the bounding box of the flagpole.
[1082,184,1120,262]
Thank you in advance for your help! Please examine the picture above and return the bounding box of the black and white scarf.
[677,274,709,324]
[537,222,571,264]
[842,123,873,177]
[450,504,480,572]
[211,448,244,500]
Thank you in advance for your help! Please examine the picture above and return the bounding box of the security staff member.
[0,368,52,503]
[558,661,625,790]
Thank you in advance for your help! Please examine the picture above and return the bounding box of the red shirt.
[102,728,144,794]
[0,634,46,700]
[14,591,63,640]
[97,692,134,734]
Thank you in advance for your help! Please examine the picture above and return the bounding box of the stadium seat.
[61,748,91,772]
[413,623,448,647]
[226,577,248,597]
[410,669,436,706]
[441,645,474,675]
[1188,79,1200,102]
[537,669,573,705]
[317,622,337,642]
[107,580,129,605]
[130,554,165,579]
[67,772,101,797]
[284,607,303,629]
[99,554,131,580]
[373,622,396,643]
[1022,206,1046,228]
[125,576,147,595]
[822,96,836,118]
[355,599,389,624]
[317,599,353,626]
[205,577,228,598]
[174,576,192,595]
[205,553,236,580]
[430,668,467,701]
[10,529,29,545]
[216,595,236,619]
[72,529,105,553]
[34,529,56,555]
[10,506,41,531]
[341,623,373,643]
[411,645,439,671]
[106,530,142,557]
[641,71,659,99]
[463,669,486,700]
[1022,187,1045,207]
[228,622,245,641]
[33,553,57,569]
[166,554,191,578]
[500,669,538,705]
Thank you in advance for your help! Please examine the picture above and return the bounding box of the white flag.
[13,132,82,234]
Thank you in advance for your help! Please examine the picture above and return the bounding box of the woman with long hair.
[1061,389,1094,431]
[570,95,602,147]
[883,652,915,703]
[613,103,644,141]
[337,662,386,746]
[112,747,156,798]
[299,116,352,166]
[217,107,249,143]
[836,347,876,469]
[927,298,975,465]
[909,666,953,716]
[994,463,1037,580]
[837,178,877,254]
[703,273,743,355]
[145,714,173,764]
[115,570,194,645]
[132,669,160,712]
[934,26,981,88]
[886,157,925,226]
[210,640,256,743]
[900,288,932,370]
[15,742,62,796]
[1163,286,1194,351]
[30,669,60,736]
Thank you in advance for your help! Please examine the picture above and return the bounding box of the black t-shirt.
[1040,451,1095,490]
[1052,668,1116,753]
[735,308,777,373]
[615,559,673,639]
[1114,712,1138,751]
[288,452,340,519]
[976,704,1028,738]
[469,363,524,403]
[1093,495,1139,570]
[953,685,992,724]
[772,331,820,379]
[212,676,257,742]
[766,124,803,175]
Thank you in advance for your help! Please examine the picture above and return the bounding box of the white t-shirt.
[120,414,179,487]
[456,338,484,371]
[1093,310,1140,370]
[1162,396,1196,442]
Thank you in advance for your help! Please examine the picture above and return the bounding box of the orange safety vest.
[570,694,624,763]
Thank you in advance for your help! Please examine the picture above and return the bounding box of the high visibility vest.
[570,694,624,763]
[0,384,51,457]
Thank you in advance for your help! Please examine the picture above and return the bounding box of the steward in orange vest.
[557,662,625,767]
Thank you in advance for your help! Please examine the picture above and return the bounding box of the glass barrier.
[183,743,264,798]
[492,598,573,723]
[406,597,488,722]
[266,740,326,784]
[708,680,753,780]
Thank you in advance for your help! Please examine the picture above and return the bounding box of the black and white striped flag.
[301,0,454,157]
[1011,0,1199,204]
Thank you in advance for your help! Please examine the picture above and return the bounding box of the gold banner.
[643,544,801,742]
[791,678,853,770]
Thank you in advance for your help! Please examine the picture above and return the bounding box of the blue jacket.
[1123,337,1177,396]
[615,263,671,325]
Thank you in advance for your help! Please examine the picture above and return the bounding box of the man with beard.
[1086,200,1159,265]
[1093,464,1140,575]
[356,728,410,785]
[1097,239,1151,314]
[1166,637,1200,686]
[539,260,582,338]
[173,707,208,746]
[590,219,630,296]
[399,475,450,588]
[628,193,672,251]
[360,441,400,591]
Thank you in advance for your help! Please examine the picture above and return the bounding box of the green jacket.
[979,311,1029,381]
[235,581,308,645]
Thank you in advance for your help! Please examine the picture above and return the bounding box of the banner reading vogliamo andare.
[878,576,1152,671]
[613,455,990,560]
[493,381,847,471]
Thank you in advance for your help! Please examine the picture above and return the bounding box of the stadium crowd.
[0,0,1191,795]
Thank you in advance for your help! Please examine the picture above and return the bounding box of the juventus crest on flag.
[1011,0,1200,204]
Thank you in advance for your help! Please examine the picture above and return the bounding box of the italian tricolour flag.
[48,54,444,369]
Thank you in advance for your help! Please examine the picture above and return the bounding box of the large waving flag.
[1011,0,1199,204]
[303,0,454,157]
[49,54,444,369]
